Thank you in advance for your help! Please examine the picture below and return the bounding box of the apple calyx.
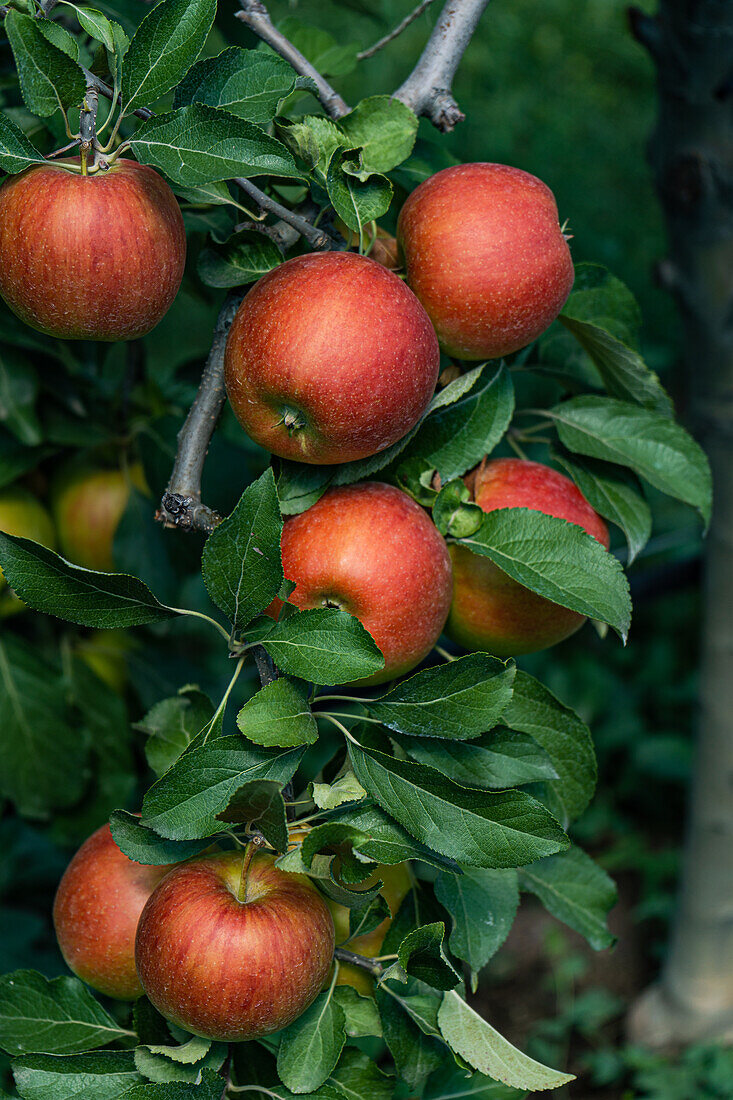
[281,407,308,434]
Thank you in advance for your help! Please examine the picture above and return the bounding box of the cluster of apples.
[53,821,409,1038]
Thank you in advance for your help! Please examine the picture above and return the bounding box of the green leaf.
[174,47,305,123]
[401,729,558,791]
[61,4,120,53]
[327,804,461,874]
[141,736,304,840]
[275,115,344,176]
[502,672,596,827]
[277,993,346,1094]
[518,846,617,951]
[202,468,283,632]
[348,894,391,942]
[548,395,712,527]
[457,508,632,641]
[376,987,443,1092]
[438,991,574,1091]
[552,447,651,564]
[123,1072,224,1098]
[0,436,54,489]
[432,480,484,539]
[367,654,515,740]
[5,11,85,116]
[13,1050,142,1099]
[0,351,40,444]
[130,105,301,185]
[424,1064,524,1100]
[249,609,384,685]
[277,18,358,77]
[348,742,569,869]
[0,636,87,817]
[339,96,418,173]
[215,778,288,852]
[0,971,131,1056]
[397,923,459,990]
[136,687,215,778]
[312,771,366,810]
[0,111,45,174]
[326,148,392,234]
[37,19,80,61]
[237,677,318,748]
[435,869,519,983]
[109,810,212,866]
[559,264,673,416]
[404,365,514,482]
[0,533,177,628]
[331,988,381,1039]
[197,230,282,288]
[329,1048,393,1100]
[134,1037,226,1084]
[121,0,216,112]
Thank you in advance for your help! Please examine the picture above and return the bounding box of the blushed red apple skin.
[53,824,169,1000]
[135,851,335,1042]
[268,482,453,685]
[447,459,609,656]
[224,252,440,464]
[51,464,144,572]
[0,159,186,341]
[397,163,574,360]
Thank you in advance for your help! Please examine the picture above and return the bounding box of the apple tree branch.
[394,0,492,131]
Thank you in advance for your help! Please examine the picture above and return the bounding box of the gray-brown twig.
[358,0,436,61]
[235,0,350,119]
[157,292,244,534]
[394,0,491,131]
[235,179,331,251]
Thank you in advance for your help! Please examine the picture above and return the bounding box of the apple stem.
[237,836,265,903]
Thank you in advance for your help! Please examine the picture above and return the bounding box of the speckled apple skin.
[397,163,574,360]
[0,159,185,341]
[224,252,440,464]
[135,852,335,1041]
[53,824,169,1000]
[269,482,453,685]
[447,459,609,656]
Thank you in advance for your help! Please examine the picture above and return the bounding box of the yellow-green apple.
[0,159,186,341]
[224,252,440,464]
[51,463,145,572]
[397,163,574,359]
[0,486,55,590]
[53,823,169,1000]
[135,851,335,1041]
[330,863,412,995]
[76,629,134,693]
[268,482,453,684]
[447,458,609,656]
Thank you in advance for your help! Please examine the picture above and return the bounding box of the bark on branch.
[235,0,350,119]
[235,178,331,250]
[394,0,492,131]
[157,291,244,534]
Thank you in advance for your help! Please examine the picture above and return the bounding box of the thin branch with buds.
[235,0,350,119]
[235,179,331,251]
[395,0,492,131]
[358,0,436,61]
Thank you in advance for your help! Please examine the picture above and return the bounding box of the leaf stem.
[203,655,246,744]
[319,713,359,745]
[169,607,231,642]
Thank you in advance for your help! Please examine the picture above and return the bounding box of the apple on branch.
[447,458,609,656]
[397,163,574,359]
[51,462,146,573]
[0,160,186,342]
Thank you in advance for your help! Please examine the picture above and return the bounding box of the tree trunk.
[628,0,733,1045]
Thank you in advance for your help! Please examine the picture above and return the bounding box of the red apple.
[0,486,55,591]
[135,851,335,1041]
[53,823,169,1000]
[224,252,440,464]
[397,163,574,360]
[51,463,145,572]
[270,482,453,684]
[0,159,186,341]
[447,458,609,656]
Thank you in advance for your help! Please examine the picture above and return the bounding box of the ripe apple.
[224,252,440,464]
[397,163,574,359]
[269,482,453,684]
[53,823,169,1000]
[0,159,186,341]
[135,850,335,1041]
[331,862,412,995]
[51,463,145,572]
[0,486,55,590]
[447,458,609,656]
